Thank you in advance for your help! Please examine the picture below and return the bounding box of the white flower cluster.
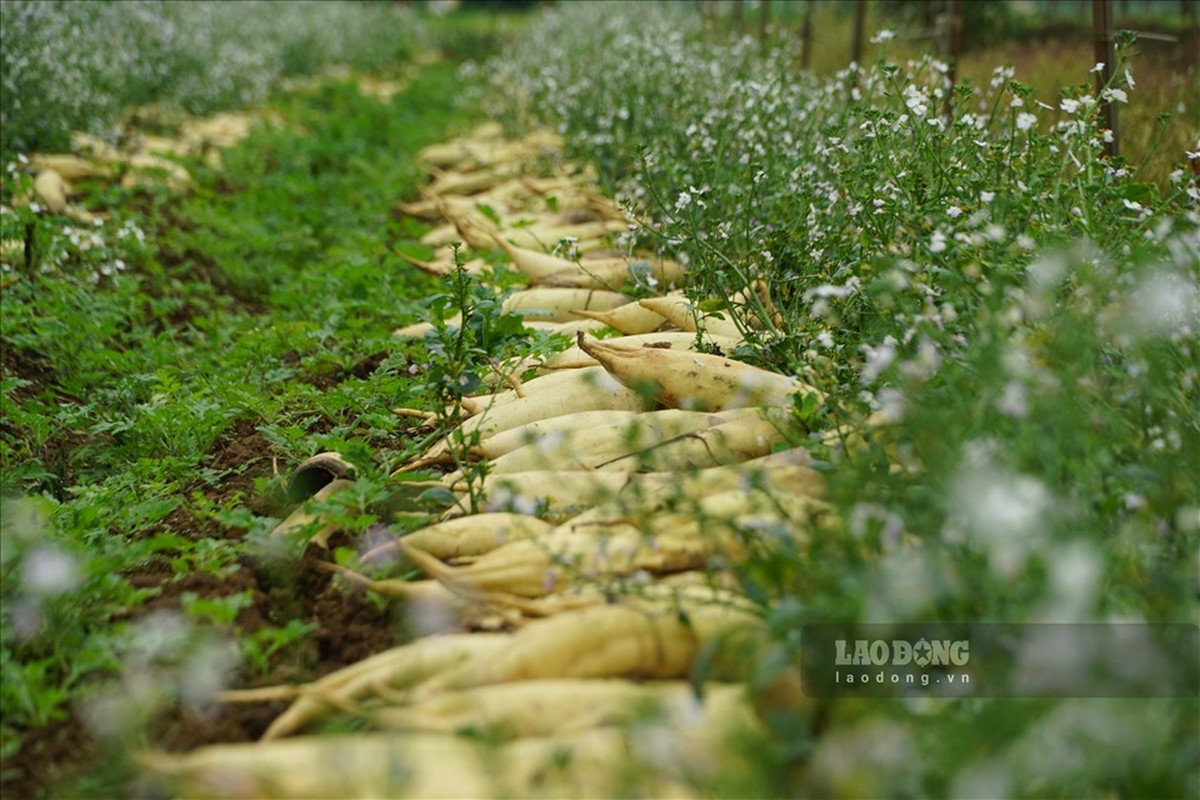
[1,1,425,151]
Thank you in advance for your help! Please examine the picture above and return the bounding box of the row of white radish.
[145,122,837,799]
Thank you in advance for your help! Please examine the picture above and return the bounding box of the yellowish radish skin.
[440,451,826,519]
[443,470,637,520]
[597,408,795,473]
[418,221,465,248]
[498,220,624,252]
[458,364,621,414]
[412,593,758,697]
[394,370,652,476]
[574,302,670,335]
[439,406,791,480]
[141,726,701,800]
[454,407,772,478]
[28,154,110,182]
[636,295,746,341]
[409,485,818,599]
[393,249,488,278]
[33,169,71,214]
[538,257,687,290]
[500,287,629,323]
[454,371,649,438]
[540,331,741,372]
[492,235,685,290]
[371,679,742,738]
[577,332,823,412]
[262,633,511,740]
[470,409,647,460]
[424,163,521,197]
[362,513,553,562]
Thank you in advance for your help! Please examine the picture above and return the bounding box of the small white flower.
[979,190,995,203]
[861,337,897,383]
[903,85,929,118]
[947,205,963,219]
[875,388,906,423]
[1122,199,1144,212]
[1091,62,1105,74]
[23,547,81,596]
[1103,87,1128,104]
[674,190,692,212]
[994,380,1029,418]
[930,230,947,253]
[1061,98,1080,114]
[1124,67,1135,90]
[870,28,896,44]
[1016,112,1037,131]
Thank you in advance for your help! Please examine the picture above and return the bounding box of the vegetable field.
[2,2,1198,798]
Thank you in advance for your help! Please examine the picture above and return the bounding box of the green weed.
[0,58,493,794]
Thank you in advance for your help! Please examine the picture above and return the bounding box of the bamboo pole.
[1092,0,1120,159]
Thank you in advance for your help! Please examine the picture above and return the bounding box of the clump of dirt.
[302,349,391,390]
[298,537,402,675]
[0,711,103,800]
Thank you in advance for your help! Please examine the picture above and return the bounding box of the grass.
[0,52,494,796]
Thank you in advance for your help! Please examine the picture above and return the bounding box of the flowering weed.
[484,4,1199,795]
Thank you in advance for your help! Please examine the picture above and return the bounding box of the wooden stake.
[946,0,963,121]
[801,1,814,70]
[1092,0,1120,159]
[851,0,867,66]
[1186,0,1199,71]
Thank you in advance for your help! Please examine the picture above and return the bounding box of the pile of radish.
[142,124,841,798]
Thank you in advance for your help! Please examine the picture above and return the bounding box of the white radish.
[500,287,629,323]
[572,291,685,334]
[577,332,824,412]
[262,632,511,740]
[540,331,741,371]
[637,295,746,341]
[32,169,70,214]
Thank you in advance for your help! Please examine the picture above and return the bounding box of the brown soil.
[302,349,391,390]
[1,417,405,799]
